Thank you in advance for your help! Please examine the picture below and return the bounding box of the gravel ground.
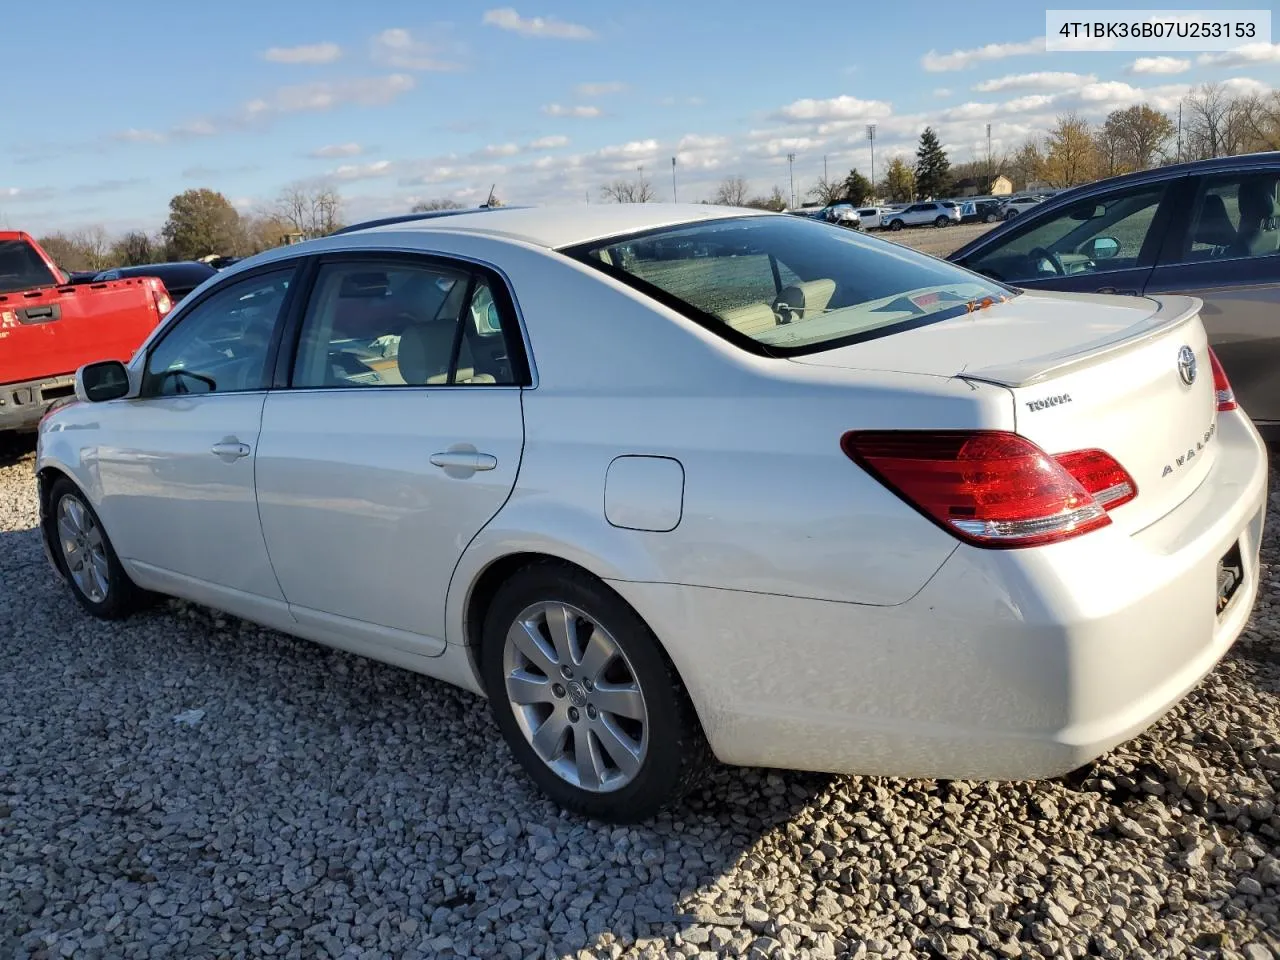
[875,221,997,258]
[1,434,1278,960]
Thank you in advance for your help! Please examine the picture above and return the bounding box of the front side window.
[291,260,519,388]
[143,268,294,396]
[962,184,1166,283]
[567,215,1013,354]
[1171,171,1280,264]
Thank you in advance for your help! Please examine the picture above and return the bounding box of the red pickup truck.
[0,231,173,432]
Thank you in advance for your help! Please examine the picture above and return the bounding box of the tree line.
[36,184,347,274]
[600,82,1280,209]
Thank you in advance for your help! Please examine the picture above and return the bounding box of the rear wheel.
[934,215,949,228]
[1005,209,1019,220]
[481,562,709,822]
[889,219,904,231]
[49,478,150,619]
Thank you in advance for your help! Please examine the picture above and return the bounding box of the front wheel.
[889,219,904,231]
[1005,209,1019,220]
[481,562,709,822]
[49,478,151,619]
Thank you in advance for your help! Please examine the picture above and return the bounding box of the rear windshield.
[564,215,1014,354]
[0,239,58,295]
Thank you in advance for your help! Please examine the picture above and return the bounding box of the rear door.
[955,178,1180,296]
[1144,166,1280,425]
[254,253,529,650]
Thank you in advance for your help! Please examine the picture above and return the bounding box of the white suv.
[881,201,961,231]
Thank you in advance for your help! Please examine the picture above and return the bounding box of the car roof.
[338,203,771,250]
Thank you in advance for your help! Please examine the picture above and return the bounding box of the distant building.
[952,174,1014,197]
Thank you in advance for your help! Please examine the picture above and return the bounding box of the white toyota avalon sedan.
[36,204,1267,823]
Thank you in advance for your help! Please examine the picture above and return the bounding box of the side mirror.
[1090,237,1120,260]
[76,360,131,403]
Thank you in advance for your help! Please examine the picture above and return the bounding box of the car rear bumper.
[611,409,1268,779]
[0,374,75,432]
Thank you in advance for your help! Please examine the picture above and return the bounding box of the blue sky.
[3,0,1278,233]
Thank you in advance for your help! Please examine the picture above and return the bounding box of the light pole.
[671,157,677,202]
[986,123,993,188]
[786,152,796,209]
[866,124,877,199]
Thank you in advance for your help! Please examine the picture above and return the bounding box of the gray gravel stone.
[3,443,1280,960]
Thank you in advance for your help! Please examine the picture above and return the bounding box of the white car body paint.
[37,203,1268,782]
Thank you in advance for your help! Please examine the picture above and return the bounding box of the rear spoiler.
[958,294,1203,388]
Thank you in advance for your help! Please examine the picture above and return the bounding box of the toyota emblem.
[1177,345,1197,386]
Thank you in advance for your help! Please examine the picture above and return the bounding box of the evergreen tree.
[914,127,951,199]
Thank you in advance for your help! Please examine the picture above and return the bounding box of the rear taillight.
[1207,347,1237,412]
[841,430,1131,549]
[147,278,172,317]
[1052,449,1137,510]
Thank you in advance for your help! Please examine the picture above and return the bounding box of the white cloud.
[310,143,364,159]
[482,8,595,40]
[595,139,660,160]
[263,43,342,65]
[542,103,601,118]
[575,81,627,96]
[1198,43,1280,68]
[112,128,167,144]
[371,28,461,71]
[677,134,727,150]
[482,143,521,157]
[974,71,1094,93]
[262,74,417,114]
[933,88,952,98]
[529,134,569,149]
[749,136,825,157]
[174,119,217,137]
[922,37,1043,72]
[1129,56,1190,75]
[1221,76,1272,97]
[774,95,892,121]
[329,160,395,182]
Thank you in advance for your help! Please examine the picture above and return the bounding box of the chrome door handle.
[430,451,498,472]
[210,440,251,461]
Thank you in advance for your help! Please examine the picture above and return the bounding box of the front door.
[254,255,528,650]
[1144,167,1280,425]
[94,266,299,603]
[956,179,1178,297]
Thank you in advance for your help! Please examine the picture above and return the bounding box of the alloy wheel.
[57,495,109,603]
[502,601,649,793]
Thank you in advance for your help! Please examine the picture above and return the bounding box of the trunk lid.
[791,290,1218,534]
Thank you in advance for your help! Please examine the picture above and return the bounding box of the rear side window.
[566,215,1013,355]
[0,239,58,294]
[290,259,521,388]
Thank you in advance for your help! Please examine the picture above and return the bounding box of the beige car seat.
[777,279,837,320]
[397,320,496,384]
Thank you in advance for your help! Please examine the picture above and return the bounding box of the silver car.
[949,152,1280,441]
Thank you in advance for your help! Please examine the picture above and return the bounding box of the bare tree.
[601,178,656,203]
[807,174,846,206]
[411,198,464,212]
[1184,83,1252,160]
[745,186,788,211]
[276,184,344,238]
[1239,91,1280,151]
[711,175,750,206]
[69,226,113,271]
[1007,139,1045,190]
[1094,123,1128,178]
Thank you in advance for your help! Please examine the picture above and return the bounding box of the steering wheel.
[1027,246,1065,277]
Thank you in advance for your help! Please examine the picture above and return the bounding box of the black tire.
[934,215,949,228]
[985,212,999,223]
[1005,209,1019,220]
[48,477,151,620]
[480,561,710,823]
[889,219,904,232]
